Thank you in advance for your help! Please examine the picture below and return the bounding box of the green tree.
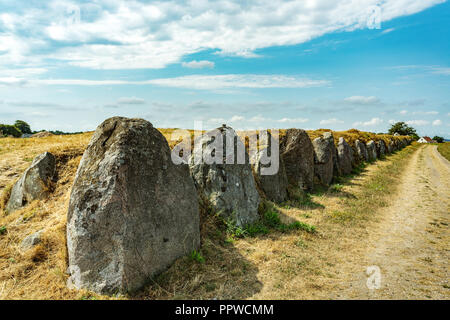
[0,124,22,137]
[14,120,32,134]
[388,122,419,140]
[433,136,444,143]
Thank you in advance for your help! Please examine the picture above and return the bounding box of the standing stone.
[366,141,377,161]
[376,140,386,158]
[67,117,200,294]
[6,152,56,213]
[251,145,288,203]
[337,137,354,175]
[312,132,335,186]
[189,126,260,227]
[387,140,394,154]
[332,140,342,178]
[395,139,402,150]
[279,129,314,190]
[355,140,369,162]
[402,138,408,147]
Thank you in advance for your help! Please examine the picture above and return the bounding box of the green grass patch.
[329,210,354,223]
[329,183,344,193]
[0,225,6,235]
[225,206,317,239]
[351,162,367,175]
[295,192,325,209]
[294,238,308,248]
[189,250,205,263]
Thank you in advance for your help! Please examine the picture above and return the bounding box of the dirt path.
[332,145,449,299]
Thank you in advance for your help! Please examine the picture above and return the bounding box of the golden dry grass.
[0,133,92,299]
[437,142,450,162]
[0,129,414,300]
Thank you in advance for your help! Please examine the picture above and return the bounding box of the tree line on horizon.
[0,120,83,138]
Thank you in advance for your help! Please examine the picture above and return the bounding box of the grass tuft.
[189,250,205,264]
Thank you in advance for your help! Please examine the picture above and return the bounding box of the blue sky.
[0,0,449,137]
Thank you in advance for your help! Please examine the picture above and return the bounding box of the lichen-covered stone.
[6,152,55,213]
[337,137,354,175]
[366,140,377,161]
[67,117,200,294]
[279,129,314,190]
[355,140,369,162]
[252,145,288,203]
[312,132,335,186]
[376,140,386,158]
[189,126,260,227]
[387,140,394,154]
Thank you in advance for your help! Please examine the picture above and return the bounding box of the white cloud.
[399,110,408,115]
[207,118,227,124]
[249,115,268,123]
[432,119,442,126]
[353,117,384,127]
[182,60,215,69]
[0,68,47,77]
[381,27,395,34]
[406,120,429,126]
[117,97,146,105]
[148,75,330,90]
[0,77,29,87]
[412,110,438,115]
[0,0,444,70]
[344,96,380,105]
[11,74,329,90]
[431,67,450,75]
[320,118,344,125]
[230,115,245,121]
[390,65,450,76]
[277,118,309,123]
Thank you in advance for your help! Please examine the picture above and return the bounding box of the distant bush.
[14,120,32,134]
[0,124,22,137]
[433,136,444,143]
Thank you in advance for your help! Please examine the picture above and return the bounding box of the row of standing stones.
[4,117,413,294]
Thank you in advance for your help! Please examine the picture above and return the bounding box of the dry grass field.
[0,129,425,300]
[437,142,450,161]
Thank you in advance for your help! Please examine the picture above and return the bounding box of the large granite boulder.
[189,125,260,227]
[279,129,314,191]
[355,140,369,162]
[67,117,200,294]
[337,137,354,175]
[366,140,377,161]
[6,152,56,213]
[376,140,386,158]
[312,132,335,186]
[251,144,288,203]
